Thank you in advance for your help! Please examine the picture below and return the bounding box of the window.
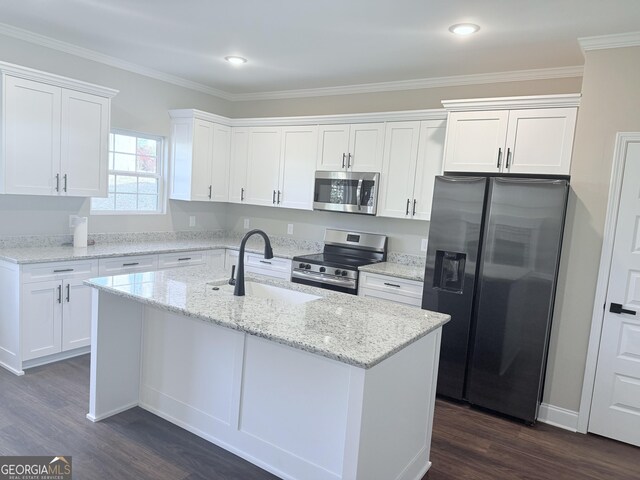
[91,130,164,214]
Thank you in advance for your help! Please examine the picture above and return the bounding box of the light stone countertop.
[85,265,449,369]
[359,262,426,282]
[0,237,317,264]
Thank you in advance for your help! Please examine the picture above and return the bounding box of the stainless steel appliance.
[291,229,387,294]
[422,175,569,424]
[313,171,380,215]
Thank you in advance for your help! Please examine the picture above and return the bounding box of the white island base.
[88,290,442,480]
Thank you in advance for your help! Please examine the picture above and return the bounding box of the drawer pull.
[53,268,74,273]
[384,282,401,288]
[178,257,192,261]
[122,262,140,267]
[259,260,272,265]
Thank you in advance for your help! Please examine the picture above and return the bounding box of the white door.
[211,123,231,202]
[412,119,446,221]
[61,278,93,351]
[505,108,576,175]
[348,123,385,172]
[443,110,508,173]
[228,128,249,203]
[316,125,350,171]
[245,127,282,206]
[4,76,61,195]
[278,126,318,210]
[377,122,420,219]
[60,89,109,197]
[191,119,215,202]
[22,280,62,361]
[589,141,640,447]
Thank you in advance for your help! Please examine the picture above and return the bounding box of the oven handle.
[291,269,357,289]
[356,178,363,211]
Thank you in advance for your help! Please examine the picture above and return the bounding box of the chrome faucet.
[234,229,274,296]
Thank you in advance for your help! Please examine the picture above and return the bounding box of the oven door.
[291,269,357,295]
[313,171,379,215]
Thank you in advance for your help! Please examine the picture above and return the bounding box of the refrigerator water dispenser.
[433,251,466,294]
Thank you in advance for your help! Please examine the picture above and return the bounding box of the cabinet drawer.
[158,251,207,269]
[245,253,291,273]
[359,272,423,300]
[98,255,158,276]
[21,260,98,284]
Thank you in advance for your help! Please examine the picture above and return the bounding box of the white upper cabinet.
[245,127,282,206]
[1,65,116,197]
[442,95,580,175]
[316,123,384,172]
[378,120,445,220]
[228,127,249,204]
[278,126,318,210]
[169,112,230,202]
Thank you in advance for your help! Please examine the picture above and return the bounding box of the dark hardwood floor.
[0,355,637,479]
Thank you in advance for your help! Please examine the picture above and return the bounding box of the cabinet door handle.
[259,260,272,265]
[57,284,62,304]
[55,173,60,192]
[241,187,245,201]
[178,257,192,261]
[53,268,74,273]
[272,190,276,204]
[277,190,281,204]
[412,199,417,216]
[384,282,401,288]
[66,283,70,302]
[208,185,212,199]
[496,148,502,169]
[406,198,410,215]
[342,153,346,168]
[122,262,139,267]
[506,148,512,169]
[347,153,352,168]
[63,174,68,192]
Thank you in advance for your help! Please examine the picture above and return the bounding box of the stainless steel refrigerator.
[422,175,569,424]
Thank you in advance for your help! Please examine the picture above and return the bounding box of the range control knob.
[304,264,311,270]
[319,267,326,273]
[335,269,342,275]
[298,263,306,269]
[341,270,348,277]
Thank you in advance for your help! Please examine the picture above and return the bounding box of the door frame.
[577,132,640,433]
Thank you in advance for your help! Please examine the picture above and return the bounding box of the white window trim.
[91,129,167,216]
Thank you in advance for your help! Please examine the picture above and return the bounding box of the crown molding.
[0,60,119,97]
[0,22,234,101]
[579,31,640,52]
[442,93,581,112]
[0,21,584,103]
[168,108,447,127]
[228,66,584,102]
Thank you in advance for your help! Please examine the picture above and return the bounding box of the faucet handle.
[228,265,236,285]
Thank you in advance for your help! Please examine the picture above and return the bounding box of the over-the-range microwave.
[313,171,380,215]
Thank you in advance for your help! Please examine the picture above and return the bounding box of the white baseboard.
[537,403,579,432]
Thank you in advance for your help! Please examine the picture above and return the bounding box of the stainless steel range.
[291,229,387,295]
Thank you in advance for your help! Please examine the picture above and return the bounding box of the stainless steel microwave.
[313,171,380,215]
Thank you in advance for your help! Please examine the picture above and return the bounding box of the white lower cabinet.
[225,249,292,280]
[207,249,226,270]
[358,272,423,307]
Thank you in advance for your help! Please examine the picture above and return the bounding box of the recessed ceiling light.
[449,23,480,36]
[225,56,247,65]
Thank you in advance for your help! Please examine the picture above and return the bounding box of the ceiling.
[0,0,638,99]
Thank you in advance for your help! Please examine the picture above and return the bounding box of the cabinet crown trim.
[0,61,119,98]
[442,94,581,112]
[579,31,640,51]
[168,108,447,127]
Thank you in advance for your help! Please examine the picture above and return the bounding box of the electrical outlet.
[287,224,294,235]
[189,216,196,227]
[243,218,250,229]
[421,238,428,252]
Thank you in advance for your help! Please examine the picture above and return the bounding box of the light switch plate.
[287,224,294,235]
[421,238,428,252]
[189,216,196,227]
[244,218,250,229]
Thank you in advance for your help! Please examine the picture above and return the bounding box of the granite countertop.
[0,237,318,264]
[359,262,425,282]
[85,266,449,369]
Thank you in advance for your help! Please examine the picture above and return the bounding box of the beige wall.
[0,34,232,235]
[544,46,640,411]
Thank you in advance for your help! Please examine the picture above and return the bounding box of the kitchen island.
[85,266,449,480]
